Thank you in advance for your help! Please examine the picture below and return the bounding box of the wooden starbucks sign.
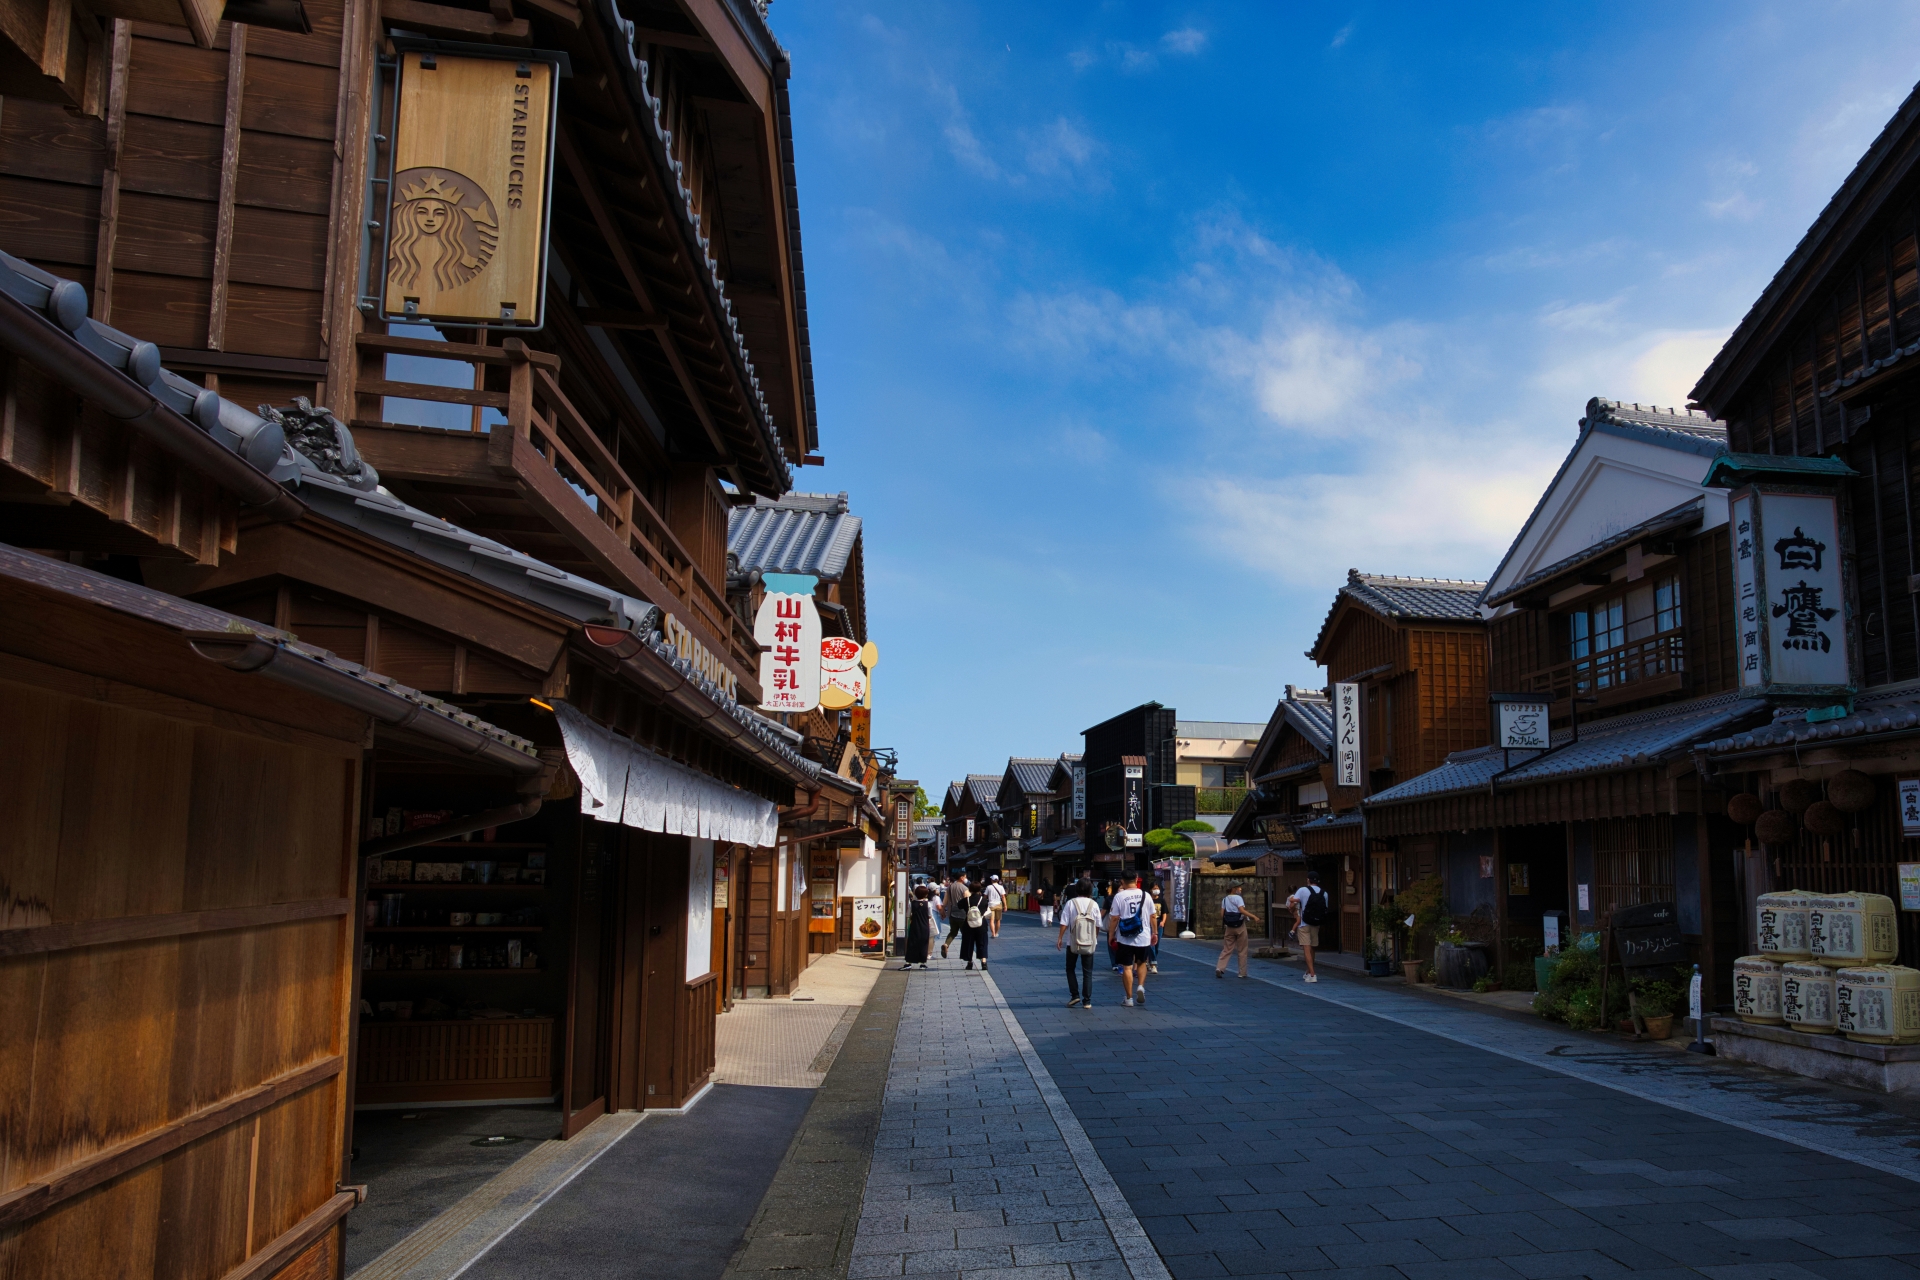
[376,49,561,328]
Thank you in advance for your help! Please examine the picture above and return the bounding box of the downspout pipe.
[188,633,545,775]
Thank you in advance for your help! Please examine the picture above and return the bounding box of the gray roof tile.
[1309,570,1485,659]
[728,490,862,581]
[1704,684,1920,755]
[1366,691,1760,807]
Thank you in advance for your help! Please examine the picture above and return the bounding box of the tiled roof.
[1703,684,1920,756]
[1583,399,1728,449]
[1692,79,1920,412]
[1176,721,1266,740]
[965,774,1001,806]
[728,490,862,581]
[1283,695,1335,756]
[1308,570,1485,660]
[1365,692,1761,808]
[1004,757,1057,799]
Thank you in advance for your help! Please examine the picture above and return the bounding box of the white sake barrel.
[1755,891,1812,958]
[1732,955,1785,1025]
[1808,892,1899,967]
[1780,961,1837,1034]
[1835,965,1920,1045]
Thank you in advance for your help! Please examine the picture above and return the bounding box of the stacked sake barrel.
[1739,890,1916,1043]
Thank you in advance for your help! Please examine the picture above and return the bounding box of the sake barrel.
[1732,955,1785,1025]
[1807,892,1899,967]
[1835,964,1920,1045]
[1780,961,1837,1034]
[1755,891,1813,958]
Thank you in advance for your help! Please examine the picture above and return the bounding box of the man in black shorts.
[1105,873,1158,1007]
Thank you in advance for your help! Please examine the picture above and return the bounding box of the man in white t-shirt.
[1291,870,1329,983]
[1054,887,1103,1007]
[1106,873,1157,1007]
[1214,883,1251,979]
[985,875,1008,936]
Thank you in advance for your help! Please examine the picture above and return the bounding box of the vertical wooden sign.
[382,51,557,326]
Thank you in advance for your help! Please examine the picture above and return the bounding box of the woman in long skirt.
[903,884,933,968]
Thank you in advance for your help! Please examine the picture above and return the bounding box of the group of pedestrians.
[899,864,1337,1000]
[898,869,1010,971]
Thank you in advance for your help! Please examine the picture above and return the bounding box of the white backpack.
[1069,902,1099,953]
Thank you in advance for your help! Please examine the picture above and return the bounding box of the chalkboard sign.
[1611,900,1686,969]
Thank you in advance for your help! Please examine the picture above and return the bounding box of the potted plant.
[1630,975,1683,1039]
[1394,875,1446,985]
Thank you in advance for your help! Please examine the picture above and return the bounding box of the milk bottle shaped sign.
[755,573,820,712]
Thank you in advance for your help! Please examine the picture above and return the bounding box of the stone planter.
[1643,1015,1674,1040]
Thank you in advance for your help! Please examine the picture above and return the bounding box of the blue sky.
[771,1,1920,795]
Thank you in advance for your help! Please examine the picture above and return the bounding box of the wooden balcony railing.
[353,332,759,682]
[1521,628,1685,706]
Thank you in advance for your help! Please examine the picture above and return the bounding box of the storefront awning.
[557,702,779,847]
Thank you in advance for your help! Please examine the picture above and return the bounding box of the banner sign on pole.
[1122,761,1145,848]
[755,573,820,712]
[1334,682,1361,788]
[937,828,948,864]
[1072,765,1086,820]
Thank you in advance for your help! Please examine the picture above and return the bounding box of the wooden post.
[207,25,248,350]
[91,22,132,324]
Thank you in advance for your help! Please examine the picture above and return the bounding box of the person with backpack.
[1055,882,1102,1007]
[1290,870,1330,983]
[1214,882,1251,979]
[958,874,990,970]
[1106,873,1157,1007]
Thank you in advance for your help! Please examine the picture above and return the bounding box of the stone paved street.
[948,915,1920,1280]
[849,957,1168,1280]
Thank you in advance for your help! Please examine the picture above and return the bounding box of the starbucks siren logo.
[388,168,501,292]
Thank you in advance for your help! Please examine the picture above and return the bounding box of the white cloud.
[929,78,999,178]
[1330,21,1354,49]
[1022,117,1100,177]
[1161,27,1207,55]
[1190,442,1554,588]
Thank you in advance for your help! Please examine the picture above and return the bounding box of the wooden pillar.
[206,25,247,350]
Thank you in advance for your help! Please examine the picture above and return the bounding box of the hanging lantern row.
[1726,769,1876,844]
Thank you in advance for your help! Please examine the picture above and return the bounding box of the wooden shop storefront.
[1362,694,1755,1000]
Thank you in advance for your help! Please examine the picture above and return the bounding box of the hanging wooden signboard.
[381,49,560,328]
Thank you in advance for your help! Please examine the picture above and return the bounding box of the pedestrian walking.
[902,884,933,969]
[939,871,968,959]
[958,877,990,970]
[1214,882,1251,979]
[1036,879,1056,927]
[1055,882,1102,1007]
[985,874,1007,937]
[1290,870,1329,983]
[1107,873,1156,1006]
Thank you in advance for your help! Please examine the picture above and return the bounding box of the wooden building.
[0,251,542,1279]
[1689,80,1920,971]
[1361,402,1759,997]
[0,0,850,1269]
[1304,570,1487,924]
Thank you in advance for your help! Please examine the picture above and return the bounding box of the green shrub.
[1171,820,1214,833]
[1143,828,1174,849]
[1631,976,1684,1018]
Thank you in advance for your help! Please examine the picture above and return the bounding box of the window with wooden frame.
[1590,816,1675,922]
[1543,573,1684,697]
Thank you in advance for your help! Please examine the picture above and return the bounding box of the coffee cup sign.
[819,636,865,709]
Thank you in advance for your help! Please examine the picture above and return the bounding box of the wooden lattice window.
[1591,816,1675,922]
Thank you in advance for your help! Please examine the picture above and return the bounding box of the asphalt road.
[978,913,1920,1280]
